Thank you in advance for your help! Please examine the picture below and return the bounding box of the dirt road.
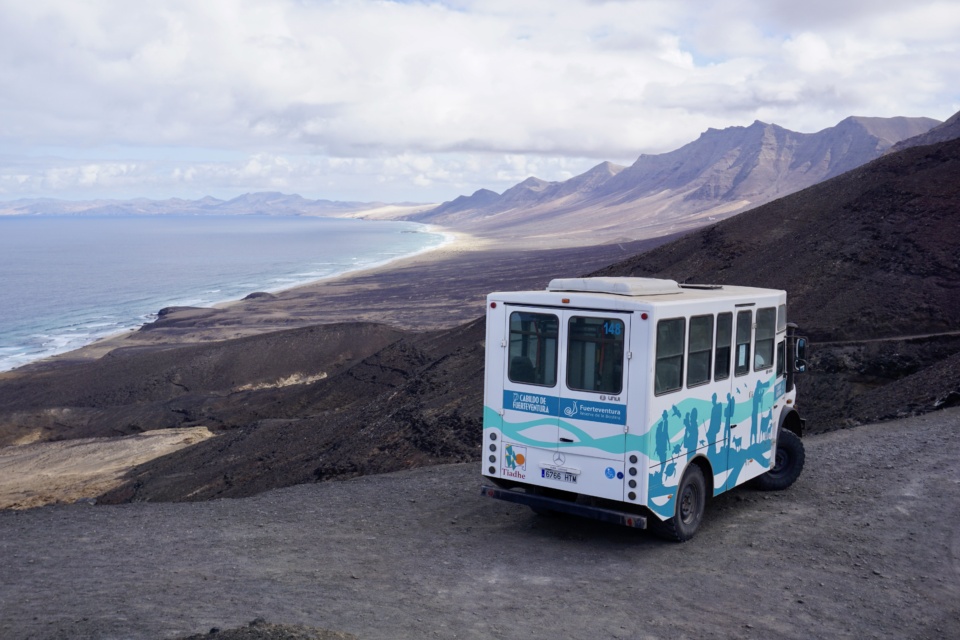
[2,408,959,640]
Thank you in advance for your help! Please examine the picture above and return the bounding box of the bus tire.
[652,464,706,542]
[754,429,805,491]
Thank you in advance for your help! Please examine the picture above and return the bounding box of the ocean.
[0,215,446,372]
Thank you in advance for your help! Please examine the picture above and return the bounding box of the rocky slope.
[591,135,960,428]
[889,109,960,153]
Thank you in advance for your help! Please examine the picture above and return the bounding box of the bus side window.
[734,310,752,377]
[715,312,732,381]
[687,314,713,387]
[754,307,776,371]
[655,318,685,395]
[508,311,558,387]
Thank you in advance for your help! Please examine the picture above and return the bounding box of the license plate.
[542,468,578,484]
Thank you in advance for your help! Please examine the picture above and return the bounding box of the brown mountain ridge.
[410,116,940,244]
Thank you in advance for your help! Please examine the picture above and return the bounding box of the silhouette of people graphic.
[656,409,669,470]
[751,378,771,445]
[684,407,699,456]
[724,392,736,435]
[708,393,722,454]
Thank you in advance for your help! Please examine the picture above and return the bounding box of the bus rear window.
[566,316,624,394]
[508,311,558,387]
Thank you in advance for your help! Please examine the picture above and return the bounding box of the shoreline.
[0,221,468,373]
[215,224,479,308]
[4,233,659,370]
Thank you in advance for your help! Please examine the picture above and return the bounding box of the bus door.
[724,306,778,489]
[500,308,561,479]
[557,311,631,463]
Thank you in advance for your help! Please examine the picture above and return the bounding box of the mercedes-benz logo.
[553,452,566,466]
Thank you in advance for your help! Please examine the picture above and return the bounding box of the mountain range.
[3,115,941,252]
[0,192,431,218]
[408,116,940,244]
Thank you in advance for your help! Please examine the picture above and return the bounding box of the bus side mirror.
[794,337,808,373]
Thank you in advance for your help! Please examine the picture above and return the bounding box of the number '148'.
[603,321,622,336]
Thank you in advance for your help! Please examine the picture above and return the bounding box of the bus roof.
[488,277,785,308]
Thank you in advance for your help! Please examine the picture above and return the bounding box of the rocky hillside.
[412,116,940,244]
[889,110,960,153]
[591,134,960,427]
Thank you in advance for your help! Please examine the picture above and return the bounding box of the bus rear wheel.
[652,464,706,542]
[754,429,805,491]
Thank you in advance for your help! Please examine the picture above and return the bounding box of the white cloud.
[0,0,956,202]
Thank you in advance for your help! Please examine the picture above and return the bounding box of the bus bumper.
[480,485,647,529]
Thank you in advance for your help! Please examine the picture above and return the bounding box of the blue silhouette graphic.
[684,406,699,455]
[761,408,774,438]
[645,377,776,516]
[725,392,736,433]
[482,371,780,519]
[751,378,771,445]
[708,393,722,454]
[656,410,669,470]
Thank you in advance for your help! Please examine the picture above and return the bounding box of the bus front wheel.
[754,429,805,491]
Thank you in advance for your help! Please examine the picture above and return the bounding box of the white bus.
[480,277,807,541]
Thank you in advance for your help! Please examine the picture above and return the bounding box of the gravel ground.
[1,408,959,640]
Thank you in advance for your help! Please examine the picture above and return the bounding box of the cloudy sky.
[1,0,957,204]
